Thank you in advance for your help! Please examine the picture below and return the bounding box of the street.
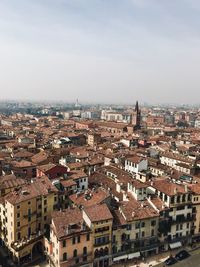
[112,245,200,267]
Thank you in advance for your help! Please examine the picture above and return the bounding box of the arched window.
[94,249,99,258]
[63,252,67,261]
[73,249,77,258]
[104,247,109,256]
[83,247,87,255]
[100,248,104,257]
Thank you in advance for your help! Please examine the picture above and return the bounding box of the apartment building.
[112,197,159,262]
[0,176,58,265]
[87,133,101,147]
[160,152,195,170]
[148,179,193,250]
[125,156,148,174]
[46,208,93,267]
[189,184,200,242]
[83,204,113,267]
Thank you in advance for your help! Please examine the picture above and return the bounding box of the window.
[127,224,132,230]
[135,222,140,229]
[28,201,31,205]
[73,249,77,258]
[17,205,20,209]
[86,233,90,241]
[44,207,47,213]
[17,232,21,240]
[17,221,20,227]
[44,199,47,205]
[141,222,145,228]
[83,247,87,255]
[63,240,66,247]
[151,229,154,236]
[63,253,67,261]
[17,213,20,218]
[142,231,145,237]
[77,236,80,243]
[151,220,156,226]
[72,236,76,244]
[28,227,31,237]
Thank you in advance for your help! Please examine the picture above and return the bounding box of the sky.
[0,0,200,104]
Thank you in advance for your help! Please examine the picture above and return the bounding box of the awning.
[169,242,182,249]
[128,252,140,259]
[113,254,128,261]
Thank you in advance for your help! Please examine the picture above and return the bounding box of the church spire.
[135,100,139,112]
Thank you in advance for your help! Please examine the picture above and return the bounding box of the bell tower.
[132,101,141,129]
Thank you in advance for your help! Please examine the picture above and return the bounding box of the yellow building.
[0,175,58,265]
[190,184,200,242]
[46,208,93,267]
[83,204,113,267]
[112,197,159,262]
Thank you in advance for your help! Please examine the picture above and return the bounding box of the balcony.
[170,215,195,225]
[134,242,159,252]
[11,231,43,252]
[95,227,110,234]
[94,240,110,247]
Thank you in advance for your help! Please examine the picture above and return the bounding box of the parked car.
[164,256,177,265]
[175,250,190,261]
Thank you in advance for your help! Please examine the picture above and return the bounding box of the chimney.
[65,227,68,235]
[184,184,188,193]
[174,188,177,194]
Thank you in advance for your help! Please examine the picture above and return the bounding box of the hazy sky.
[0,0,200,104]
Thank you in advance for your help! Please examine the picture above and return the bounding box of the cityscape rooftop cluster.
[0,101,200,267]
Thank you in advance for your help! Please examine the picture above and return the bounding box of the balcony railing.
[170,215,195,224]
[11,232,43,251]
